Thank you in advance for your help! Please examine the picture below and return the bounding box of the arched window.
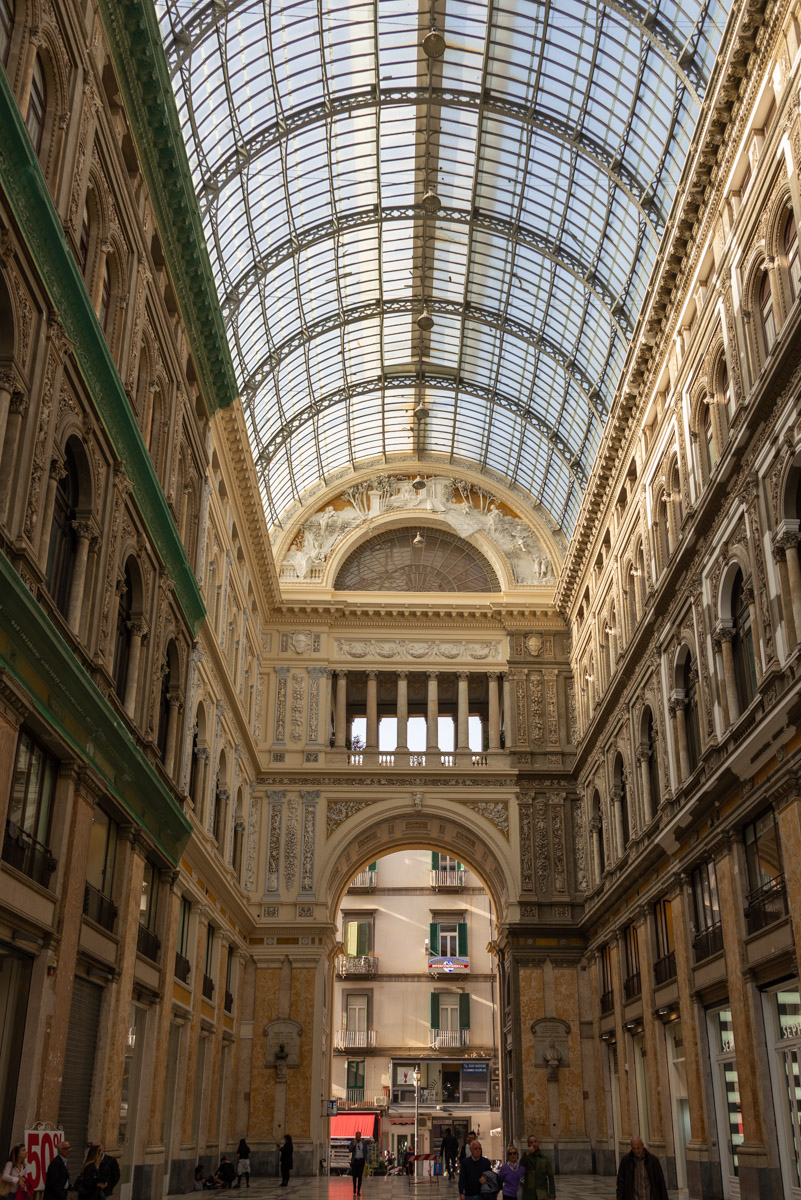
[157,657,172,760]
[0,0,13,65]
[112,562,133,700]
[785,211,800,302]
[646,708,660,812]
[731,570,756,713]
[701,400,716,476]
[592,791,605,877]
[26,55,46,154]
[232,789,244,880]
[759,270,776,352]
[619,769,630,851]
[656,491,671,567]
[626,564,637,636]
[682,655,702,772]
[721,362,734,426]
[45,447,78,616]
[99,261,111,332]
[79,202,91,274]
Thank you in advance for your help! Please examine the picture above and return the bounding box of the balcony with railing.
[3,821,57,888]
[428,1029,470,1049]
[600,989,614,1014]
[202,974,215,1001]
[430,868,465,890]
[744,875,788,935]
[623,972,642,1002]
[693,921,724,963]
[334,1029,377,1050]
[653,951,677,987]
[224,990,234,1013]
[83,883,117,932]
[137,923,161,963]
[174,951,191,983]
[336,955,379,977]
[347,752,492,769]
[349,869,377,891]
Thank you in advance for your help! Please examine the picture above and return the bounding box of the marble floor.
[172,1175,688,1200]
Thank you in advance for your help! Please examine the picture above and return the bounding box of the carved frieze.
[334,638,502,661]
[535,797,550,894]
[290,673,305,743]
[284,798,298,890]
[274,667,289,742]
[266,793,285,893]
[529,673,544,744]
[519,801,534,892]
[573,799,588,892]
[300,794,317,893]
[551,797,566,893]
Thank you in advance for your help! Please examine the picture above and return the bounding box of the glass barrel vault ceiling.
[156,0,729,536]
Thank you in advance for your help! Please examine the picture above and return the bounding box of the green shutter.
[368,862,377,872]
[456,862,463,872]
[356,921,370,956]
[430,992,440,1029]
[429,922,439,955]
[431,852,440,869]
[459,993,470,1029]
[457,922,468,956]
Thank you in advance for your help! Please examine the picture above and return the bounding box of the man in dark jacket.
[520,1135,555,1200]
[440,1130,459,1180]
[458,1139,492,1200]
[43,1142,71,1200]
[616,1137,668,1200]
[97,1148,120,1200]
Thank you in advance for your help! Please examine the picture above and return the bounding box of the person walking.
[440,1129,459,1181]
[457,1138,491,1200]
[2,1145,28,1200]
[348,1131,369,1197]
[458,1132,476,1167]
[279,1136,293,1187]
[73,1146,106,1200]
[96,1148,119,1200]
[496,1147,525,1200]
[520,1135,555,1200]
[43,1141,71,1200]
[615,1137,668,1200]
[233,1140,251,1189]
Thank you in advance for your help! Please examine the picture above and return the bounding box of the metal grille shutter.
[58,977,102,1151]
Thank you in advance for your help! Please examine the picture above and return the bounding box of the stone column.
[164,693,182,780]
[123,620,147,719]
[779,528,801,648]
[426,671,439,756]
[637,748,654,825]
[635,912,666,1151]
[773,542,798,650]
[487,672,501,751]
[0,390,26,520]
[743,583,761,680]
[0,693,24,835]
[776,787,801,984]
[590,818,603,884]
[147,873,183,1161]
[365,671,378,763]
[396,671,409,764]
[0,368,14,456]
[334,671,348,749]
[91,239,111,314]
[456,672,470,764]
[717,628,739,724]
[65,521,94,633]
[502,673,513,748]
[611,786,625,859]
[671,694,691,781]
[715,837,772,1195]
[37,458,65,569]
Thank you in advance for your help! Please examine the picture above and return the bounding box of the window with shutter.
[429,922,439,955]
[345,919,371,956]
[457,922,468,957]
[430,992,440,1029]
[459,993,471,1029]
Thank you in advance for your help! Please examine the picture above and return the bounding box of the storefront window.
[711,1009,742,1179]
[765,986,801,1192]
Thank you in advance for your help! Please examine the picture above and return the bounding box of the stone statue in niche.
[531,1016,570,1076]
[264,1019,301,1075]
[544,1039,563,1081]
[275,1042,288,1082]
[279,476,556,584]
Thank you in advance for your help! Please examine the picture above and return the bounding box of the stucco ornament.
[334,638,502,661]
[327,798,374,836]
[456,798,509,838]
[279,475,556,584]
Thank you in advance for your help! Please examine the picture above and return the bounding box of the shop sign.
[427,956,469,973]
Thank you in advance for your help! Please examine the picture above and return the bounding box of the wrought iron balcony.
[430,869,465,890]
[336,954,378,977]
[202,973,215,1001]
[600,988,614,1014]
[83,883,117,932]
[744,874,788,934]
[428,1029,470,1049]
[623,972,642,1001]
[137,923,161,963]
[3,821,57,888]
[224,989,234,1013]
[334,1029,376,1050]
[693,921,724,963]
[653,951,676,986]
[174,951,191,983]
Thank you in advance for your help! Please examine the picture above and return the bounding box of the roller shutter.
[58,976,102,1150]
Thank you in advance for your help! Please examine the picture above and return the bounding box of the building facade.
[0,1,800,1200]
[333,851,501,1163]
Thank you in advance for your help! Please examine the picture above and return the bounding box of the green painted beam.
[0,67,205,635]
[0,551,192,865]
[96,0,239,418]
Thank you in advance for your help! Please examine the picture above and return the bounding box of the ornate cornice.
[95,0,239,418]
[0,69,205,635]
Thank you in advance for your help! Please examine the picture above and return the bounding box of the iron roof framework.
[156,0,729,535]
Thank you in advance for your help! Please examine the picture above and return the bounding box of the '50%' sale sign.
[24,1129,64,1191]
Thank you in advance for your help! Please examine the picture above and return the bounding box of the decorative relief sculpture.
[456,798,509,837]
[535,797,550,893]
[245,783,257,892]
[519,802,534,892]
[551,799,566,892]
[290,673,305,743]
[300,796,317,893]
[545,674,559,745]
[327,798,374,836]
[279,475,556,584]
[284,798,298,889]
[573,799,588,892]
[274,669,288,742]
[529,673,544,743]
[266,794,285,892]
[334,637,501,661]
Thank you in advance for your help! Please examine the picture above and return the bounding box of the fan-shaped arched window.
[334,528,500,592]
[112,562,133,700]
[682,655,702,772]
[785,211,800,302]
[0,0,14,65]
[26,55,46,153]
[759,270,776,351]
[732,570,757,713]
[45,446,79,616]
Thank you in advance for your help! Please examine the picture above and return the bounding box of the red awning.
[330,1113,378,1139]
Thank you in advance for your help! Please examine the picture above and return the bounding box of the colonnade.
[331,668,512,764]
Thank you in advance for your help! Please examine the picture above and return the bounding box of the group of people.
[2,1142,120,1200]
[193,1135,293,1190]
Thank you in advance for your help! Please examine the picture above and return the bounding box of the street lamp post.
[413,1065,421,1179]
